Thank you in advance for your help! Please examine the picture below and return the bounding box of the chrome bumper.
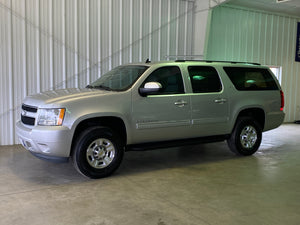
[16,121,72,159]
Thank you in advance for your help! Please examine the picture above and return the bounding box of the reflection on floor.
[0,124,299,225]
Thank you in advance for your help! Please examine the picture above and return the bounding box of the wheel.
[72,126,124,178]
[227,117,262,156]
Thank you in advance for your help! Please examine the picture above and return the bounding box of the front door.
[131,66,192,143]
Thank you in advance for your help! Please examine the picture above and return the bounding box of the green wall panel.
[206,5,300,122]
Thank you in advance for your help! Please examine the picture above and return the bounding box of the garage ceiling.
[227,0,300,17]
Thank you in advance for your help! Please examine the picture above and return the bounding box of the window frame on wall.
[268,66,282,85]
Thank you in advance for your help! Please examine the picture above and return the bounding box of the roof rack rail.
[174,60,260,65]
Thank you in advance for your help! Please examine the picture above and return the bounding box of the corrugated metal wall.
[206,5,300,122]
[0,0,195,145]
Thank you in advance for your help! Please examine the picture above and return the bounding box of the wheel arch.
[70,116,127,156]
[233,108,265,131]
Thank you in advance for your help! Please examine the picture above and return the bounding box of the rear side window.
[188,66,222,93]
[223,67,278,91]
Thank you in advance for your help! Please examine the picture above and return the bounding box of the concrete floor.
[0,124,299,225]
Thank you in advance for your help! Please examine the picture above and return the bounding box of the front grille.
[22,104,37,113]
[21,104,37,125]
[21,115,35,125]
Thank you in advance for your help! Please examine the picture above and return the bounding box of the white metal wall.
[206,5,300,122]
[0,0,194,145]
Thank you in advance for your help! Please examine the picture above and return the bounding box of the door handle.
[174,100,188,107]
[214,98,227,104]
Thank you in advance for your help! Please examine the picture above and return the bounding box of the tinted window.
[223,67,278,91]
[89,65,148,91]
[188,66,222,93]
[143,66,184,94]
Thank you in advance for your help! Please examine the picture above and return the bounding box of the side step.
[125,135,228,151]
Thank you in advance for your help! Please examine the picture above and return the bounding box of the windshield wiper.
[94,85,112,91]
[86,84,112,91]
[86,85,95,89]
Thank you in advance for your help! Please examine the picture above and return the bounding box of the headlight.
[37,108,65,126]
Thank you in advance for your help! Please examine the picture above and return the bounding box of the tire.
[227,117,262,156]
[72,126,124,179]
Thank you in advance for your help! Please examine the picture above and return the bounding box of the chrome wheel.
[86,138,116,169]
[227,117,262,156]
[240,125,257,149]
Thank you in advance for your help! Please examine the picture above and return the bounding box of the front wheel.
[72,126,124,178]
[227,117,262,156]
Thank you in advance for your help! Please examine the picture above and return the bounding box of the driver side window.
[143,66,184,95]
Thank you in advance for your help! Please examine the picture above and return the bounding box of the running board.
[126,135,228,151]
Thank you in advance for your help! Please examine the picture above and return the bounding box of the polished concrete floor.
[0,124,300,225]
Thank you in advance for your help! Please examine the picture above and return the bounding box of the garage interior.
[0,0,300,224]
[1,124,299,225]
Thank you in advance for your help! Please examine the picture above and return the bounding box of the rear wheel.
[72,126,124,178]
[227,117,262,156]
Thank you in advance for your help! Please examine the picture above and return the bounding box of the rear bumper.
[16,121,72,159]
[264,111,285,131]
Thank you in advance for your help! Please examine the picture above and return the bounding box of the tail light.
[280,90,284,111]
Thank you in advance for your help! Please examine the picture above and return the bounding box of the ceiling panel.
[226,0,300,17]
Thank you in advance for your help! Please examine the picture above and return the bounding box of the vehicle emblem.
[21,110,27,117]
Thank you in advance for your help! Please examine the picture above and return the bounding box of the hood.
[23,88,109,107]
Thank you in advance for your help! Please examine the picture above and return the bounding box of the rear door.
[188,66,230,136]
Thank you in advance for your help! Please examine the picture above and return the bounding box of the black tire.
[72,126,124,179]
[227,117,262,156]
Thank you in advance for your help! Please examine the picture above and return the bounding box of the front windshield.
[87,65,149,91]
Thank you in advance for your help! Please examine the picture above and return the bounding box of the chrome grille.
[21,104,37,125]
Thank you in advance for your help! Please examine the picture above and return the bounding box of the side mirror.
[139,82,162,96]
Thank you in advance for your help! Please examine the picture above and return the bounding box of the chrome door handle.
[214,98,227,104]
[174,100,188,107]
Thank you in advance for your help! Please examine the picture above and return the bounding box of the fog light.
[37,143,50,153]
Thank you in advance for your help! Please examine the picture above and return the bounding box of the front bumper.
[16,121,72,159]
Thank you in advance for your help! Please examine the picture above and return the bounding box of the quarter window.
[223,67,278,91]
[188,66,222,93]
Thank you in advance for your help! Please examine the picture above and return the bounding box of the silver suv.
[16,60,285,178]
